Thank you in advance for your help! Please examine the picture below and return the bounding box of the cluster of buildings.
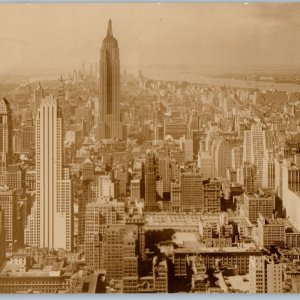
[1,19,300,294]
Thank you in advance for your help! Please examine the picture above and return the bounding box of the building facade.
[249,255,283,293]
[0,98,13,184]
[98,19,122,140]
[25,96,73,251]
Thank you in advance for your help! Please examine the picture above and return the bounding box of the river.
[143,69,300,92]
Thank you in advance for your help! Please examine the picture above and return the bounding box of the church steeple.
[107,19,113,37]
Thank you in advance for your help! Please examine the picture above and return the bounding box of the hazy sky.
[1,3,300,76]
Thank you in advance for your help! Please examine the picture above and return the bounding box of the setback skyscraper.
[98,19,122,140]
[0,98,13,184]
[25,96,73,251]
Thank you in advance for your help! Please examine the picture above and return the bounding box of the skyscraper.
[153,256,168,293]
[243,193,275,225]
[20,120,35,153]
[144,153,157,211]
[101,225,138,282]
[262,152,275,188]
[180,171,204,212]
[250,123,266,190]
[25,96,73,251]
[84,198,125,270]
[157,156,172,193]
[122,228,139,293]
[197,151,215,179]
[0,98,13,184]
[243,123,267,190]
[0,208,5,268]
[130,178,141,202]
[0,186,16,251]
[249,255,283,293]
[213,138,239,178]
[171,180,181,212]
[240,162,256,194]
[98,19,122,140]
[34,82,45,113]
[203,179,221,213]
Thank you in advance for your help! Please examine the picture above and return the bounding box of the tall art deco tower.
[25,96,72,251]
[98,19,122,140]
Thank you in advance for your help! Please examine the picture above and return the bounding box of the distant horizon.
[1,3,300,79]
[5,63,300,81]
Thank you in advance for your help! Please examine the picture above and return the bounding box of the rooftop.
[264,217,286,226]
[0,261,64,278]
[173,242,259,254]
[172,232,199,245]
[227,275,250,293]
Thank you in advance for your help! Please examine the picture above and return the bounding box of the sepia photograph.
[0,2,300,294]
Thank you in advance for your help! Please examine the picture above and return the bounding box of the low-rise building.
[257,213,285,248]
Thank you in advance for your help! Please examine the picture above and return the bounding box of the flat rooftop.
[264,217,285,225]
[145,213,201,226]
[145,212,224,226]
[172,232,199,245]
[227,275,250,293]
[0,261,64,278]
[174,242,259,254]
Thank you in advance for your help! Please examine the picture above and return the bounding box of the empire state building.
[98,19,122,140]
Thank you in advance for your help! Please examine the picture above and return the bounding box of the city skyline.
[2,3,300,78]
[1,3,300,294]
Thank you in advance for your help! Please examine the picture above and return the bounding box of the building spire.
[107,19,113,36]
